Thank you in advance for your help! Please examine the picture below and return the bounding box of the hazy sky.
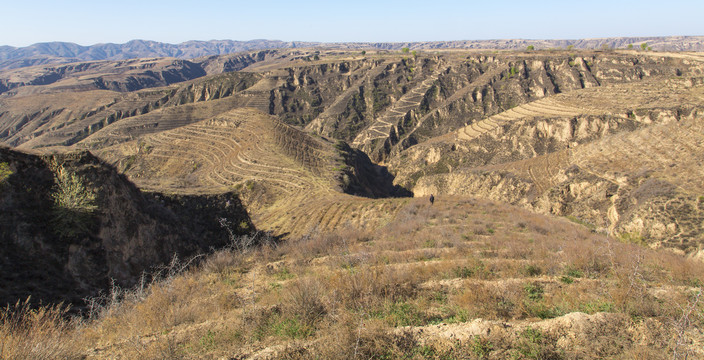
[2,0,702,46]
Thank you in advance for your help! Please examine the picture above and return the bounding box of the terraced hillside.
[2,48,704,359]
[3,48,703,250]
[393,76,704,254]
[94,107,409,237]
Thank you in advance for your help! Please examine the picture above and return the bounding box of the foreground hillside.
[3,196,703,359]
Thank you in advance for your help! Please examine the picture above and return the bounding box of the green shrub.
[523,264,542,277]
[619,232,647,246]
[469,335,494,358]
[50,165,97,238]
[564,267,583,278]
[524,283,544,301]
[513,327,563,359]
[453,266,474,278]
[0,162,12,185]
[559,275,574,284]
[565,215,596,230]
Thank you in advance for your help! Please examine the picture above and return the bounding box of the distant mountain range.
[1,36,702,70]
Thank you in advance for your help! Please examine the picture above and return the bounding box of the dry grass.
[2,196,703,359]
[0,299,84,360]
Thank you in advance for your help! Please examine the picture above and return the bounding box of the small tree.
[641,43,648,51]
[401,47,410,54]
[0,162,12,185]
[313,54,319,61]
[50,164,97,238]
[627,44,634,50]
[567,45,574,50]
[361,50,366,56]
[526,45,535,51]
[411,50,417,58]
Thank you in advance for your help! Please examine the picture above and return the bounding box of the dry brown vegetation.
[2,197,703,359]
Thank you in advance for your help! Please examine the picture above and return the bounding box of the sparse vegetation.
[2,197,702,358]
[0,299,83,360]
[526,45,535,51]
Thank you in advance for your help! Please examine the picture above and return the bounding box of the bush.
[513,327,563,359]
[50,165,97,238]
[0,161,12,184]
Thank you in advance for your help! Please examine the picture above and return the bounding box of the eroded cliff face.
[262,53,690,163]
[0,148,253,307]
[397,98,704,254]
[392,114,642,189]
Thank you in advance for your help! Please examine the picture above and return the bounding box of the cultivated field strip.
[456,97,583,141]
[478,149,571,195]
[132,109,327,196]
[570,116,704,194]
[254,195,410,237]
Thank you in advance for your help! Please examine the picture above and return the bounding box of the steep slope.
[389,76,704,254]
[0,148,253,307]
[94,108,411,238]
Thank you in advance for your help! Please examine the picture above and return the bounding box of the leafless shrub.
[671,288,703,359]
[286,278,327,326]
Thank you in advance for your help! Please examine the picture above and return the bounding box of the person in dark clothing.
[429,194,435,205]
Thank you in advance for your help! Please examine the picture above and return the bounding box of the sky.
[2,0,703,47]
